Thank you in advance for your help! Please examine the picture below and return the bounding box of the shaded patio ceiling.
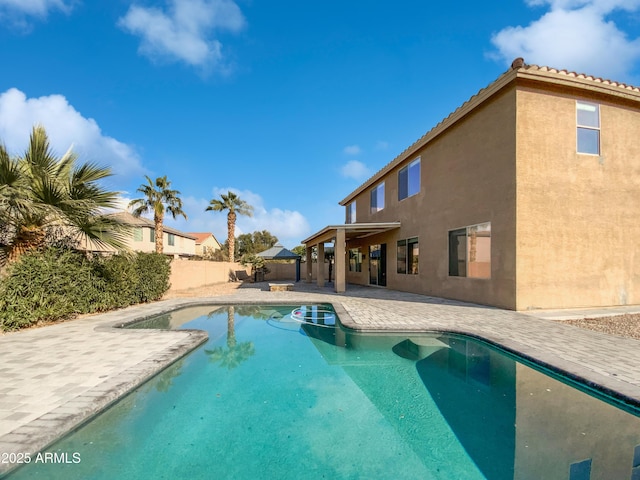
[302,222,401,245]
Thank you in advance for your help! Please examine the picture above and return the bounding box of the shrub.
[0,248,100,330]
[93,254,140,309]
[134,253,171,303]
[0,248,172,331]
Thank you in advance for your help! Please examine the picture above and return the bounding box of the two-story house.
[302,58,640,310]
[84,212,196,258]
[188,232,223,258]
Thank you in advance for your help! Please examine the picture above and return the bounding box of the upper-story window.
[149,228,155,243]
[133,228,143,242]
[398,157,420,200]
[168,233,175,246]
[577,101,600,155]
[370,182,385,214]
[346,201,356,224]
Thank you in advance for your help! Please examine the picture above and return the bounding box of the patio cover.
[301,222,401,292]
[301,222,401,246]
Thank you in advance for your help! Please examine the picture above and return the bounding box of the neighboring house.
[188,232,222,257]
[84,212,196,258]
[302,58,640,311]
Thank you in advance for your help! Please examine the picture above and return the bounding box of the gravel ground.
[562,313,640,340]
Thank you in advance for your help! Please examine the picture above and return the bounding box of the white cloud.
[165,188,311,248]
[374,140,389,151]
[109,195,133,212]
[525,0,640,11]
[340,160,370,181]
[491,0,640,80]
[0,0,74,17]
[118,0,246,69]
[0,88,145,179]
[343,144,361,155]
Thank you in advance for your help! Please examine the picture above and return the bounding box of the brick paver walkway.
[1,282,640,474]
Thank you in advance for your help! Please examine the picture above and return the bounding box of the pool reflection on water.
[7,305,640,480]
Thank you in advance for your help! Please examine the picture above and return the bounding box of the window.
[149,228,155,243]
[408,238,419,274]
[397,237,419,275]
[577,101,600,155]
[348,248,362,272]
[370,182,385,213]
[133,228,143,242]
[449,223,491,278]
[397,240,407,274]
[398,157,420,200]
[168,233,175,246]
[346,201,356,224]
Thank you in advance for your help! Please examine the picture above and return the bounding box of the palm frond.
[24,125,59,178]
[72,214,133,252]
[2,125,129,259]
[129,175,186,253]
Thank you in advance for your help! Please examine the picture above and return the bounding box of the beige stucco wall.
[344,87,518,309]
[168,260,251,292]
[262,262,328,282]
[168,260,322,291]
[515,85,640,309]
[128,226,196,257]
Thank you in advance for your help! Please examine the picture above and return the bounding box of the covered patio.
[301,222,401,293]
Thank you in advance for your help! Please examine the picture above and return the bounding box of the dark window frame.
[398,158,420,201]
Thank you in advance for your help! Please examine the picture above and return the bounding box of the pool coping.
[0,302,208,477]
[2,290,640,476]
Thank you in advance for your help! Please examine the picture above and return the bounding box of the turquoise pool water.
[7,305,640,479]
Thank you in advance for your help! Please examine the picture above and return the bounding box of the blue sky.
[1,0,640,248]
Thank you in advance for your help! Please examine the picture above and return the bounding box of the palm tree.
[129,176,187,254]
[204,306,255,369]
[205,191,253,262]
[0,125,128,262]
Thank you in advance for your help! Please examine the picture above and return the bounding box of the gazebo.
[256,243,302,281]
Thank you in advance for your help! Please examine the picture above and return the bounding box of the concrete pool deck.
[1,282,640,474]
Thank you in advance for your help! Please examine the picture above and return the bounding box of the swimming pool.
[6,304,640,479]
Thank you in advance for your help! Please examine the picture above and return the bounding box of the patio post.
[335,228,346,293]
[317,243,325,287]
[306,246,313,283]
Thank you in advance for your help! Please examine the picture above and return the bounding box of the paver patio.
[1,282,640,475]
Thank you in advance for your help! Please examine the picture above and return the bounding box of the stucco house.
[302,58,640,311]
[84,212,196,258]
[188,232,222,257]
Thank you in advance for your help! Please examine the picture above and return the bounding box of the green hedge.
[0,248,172,331]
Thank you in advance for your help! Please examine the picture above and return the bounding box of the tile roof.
[188,232,216,244]
[521,63,640,93]
[256,243,301,259]
[340,59,640,205]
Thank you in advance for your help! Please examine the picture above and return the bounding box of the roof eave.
[339,64,640,206]
[302,222,401,245]
[339,68,519,206]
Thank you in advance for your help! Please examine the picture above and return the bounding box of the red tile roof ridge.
[521,62,640,92]
[188,232,216,243]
